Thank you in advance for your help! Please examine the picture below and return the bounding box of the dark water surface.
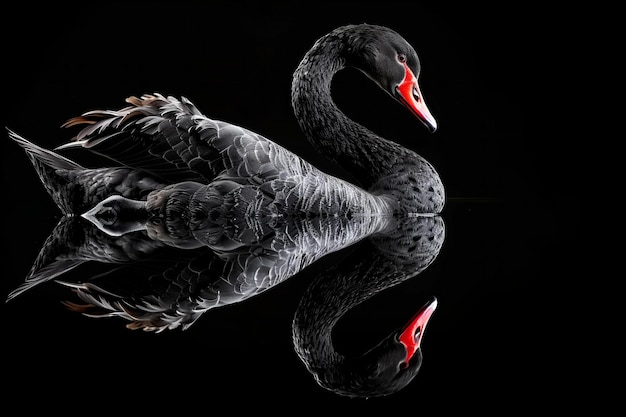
[2,2,580,413]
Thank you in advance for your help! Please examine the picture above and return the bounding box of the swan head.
[316,297,438,398]
[345,24,438,132]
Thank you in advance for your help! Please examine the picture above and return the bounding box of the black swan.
[6,23,445,312]
[5,25,446,396]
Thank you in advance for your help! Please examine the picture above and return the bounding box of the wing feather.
[56,93,281,185]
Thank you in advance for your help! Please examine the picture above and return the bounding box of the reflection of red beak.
[396,62,437,133]
[399,297,438,365]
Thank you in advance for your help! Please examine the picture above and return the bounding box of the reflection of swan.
[7,24,444,310]
[10,207,431,331]
[293,215,444,398]
[5,203,444,396]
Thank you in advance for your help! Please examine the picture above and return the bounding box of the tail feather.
[7,128,84,215]
[7,128,83,171]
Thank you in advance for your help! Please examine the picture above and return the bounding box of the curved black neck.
[291,26,409,189]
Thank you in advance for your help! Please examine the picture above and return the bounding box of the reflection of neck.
[292,247,403,373]
[291,215,445,378]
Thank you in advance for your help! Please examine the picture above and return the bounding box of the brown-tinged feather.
[61,300,95,313]
[61,116,97,128]
[124,95,143,106]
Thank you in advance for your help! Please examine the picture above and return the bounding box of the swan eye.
[397,53,407,63]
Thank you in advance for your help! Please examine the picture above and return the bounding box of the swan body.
[56,97,398,248]
[7,24,444,318]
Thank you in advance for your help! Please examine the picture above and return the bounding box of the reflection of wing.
[60,240,310,331]
[57,213,386,331]
[61,248,228,331]
[59,216,365,332]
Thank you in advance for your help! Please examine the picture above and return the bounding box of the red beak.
[396,62,437,133]
[398,297,438,365]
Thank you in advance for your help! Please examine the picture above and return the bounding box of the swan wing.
[58,93,284,184]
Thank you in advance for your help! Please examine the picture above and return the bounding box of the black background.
[2,2,583,413]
